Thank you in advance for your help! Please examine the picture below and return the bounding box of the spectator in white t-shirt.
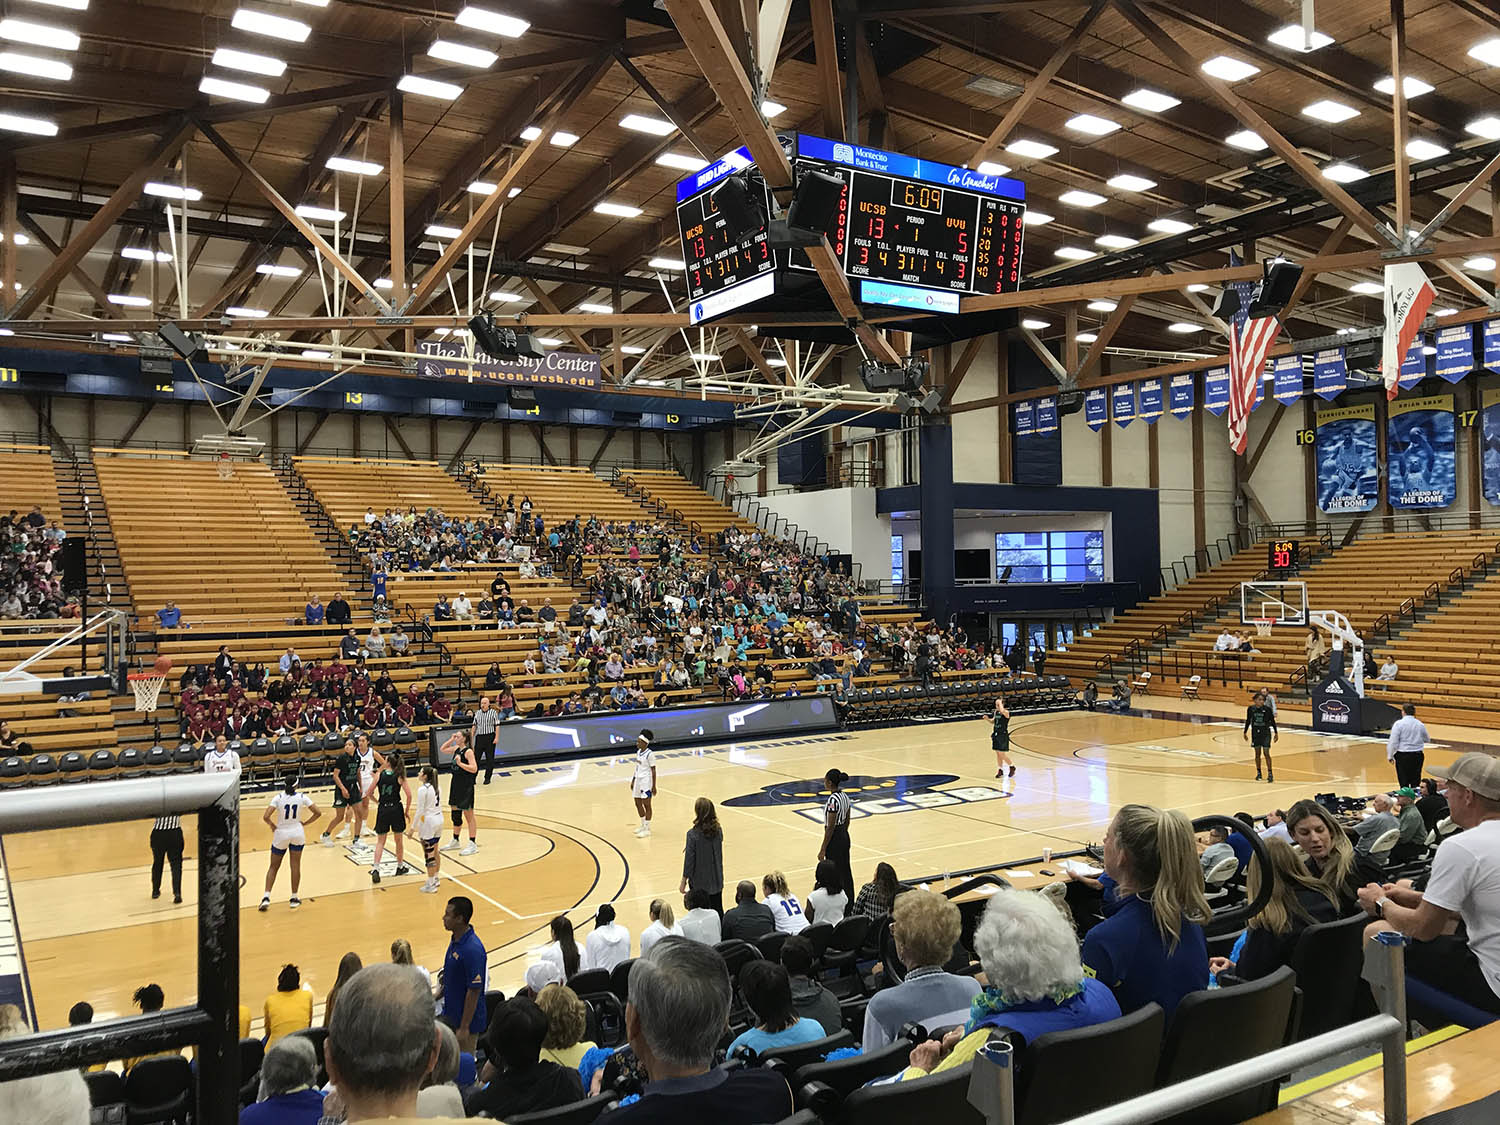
[1214,630,1237,652]
[1358,752,1500,1016]
[639,899,684,955]
[806,861,848,926]
[678,890,723,945]
[1376,657,1399,681]
[583,904,632,973]
[762,871,810,935]
[452,592,473,621]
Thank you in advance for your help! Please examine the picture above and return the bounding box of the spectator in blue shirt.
[1081,804,1211,1019]
[441,896,487,1051]
[156,601,183,629]
[726,960,828,1058]
[241,1035,323,1125]
[1226,814,1255,872]
[304,596,325,626]
[372,568,387,602]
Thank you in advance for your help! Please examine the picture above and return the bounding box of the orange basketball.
[153,654,173,674]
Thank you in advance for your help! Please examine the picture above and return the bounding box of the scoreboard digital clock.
[789,134,1027,298]
[1268,539,1299,572]
[674,147,777,322]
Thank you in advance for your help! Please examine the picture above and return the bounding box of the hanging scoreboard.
[674,147,777,323]
[789,134,1027,298]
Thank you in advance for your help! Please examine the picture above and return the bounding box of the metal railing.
[0,774,241,1124]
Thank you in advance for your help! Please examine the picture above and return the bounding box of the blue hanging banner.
[1387,393,1456,510]
[1434,323,1475,383]
[1112,382,1136,427]
[1034,395,1058,434]
[1398,334,1427,391]
[1484,385,1500,505]
[1084,387,1107,431]
[1138,378,1164,422]
[1013,399,1035,436]
[1313,348,1347,401]
[1272,354,1303,405]
[1251,362,1266,410]
[1169,373,1194,417]
[1485,320,1500,373]
[1204,366,1230,415]
[1315,402,1379,513]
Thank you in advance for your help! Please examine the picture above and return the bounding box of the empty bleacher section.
[0,447,63,526]
[471,462,656,525]
[293,456,489,526]
[95,453,350,629]
[618,467,757,532]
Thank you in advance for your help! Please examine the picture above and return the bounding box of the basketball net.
[1253,619,1274,638]
[129,672,166,712]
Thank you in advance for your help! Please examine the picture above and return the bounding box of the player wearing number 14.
[261,774,321,911]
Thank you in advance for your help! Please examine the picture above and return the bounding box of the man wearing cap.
[1358,752,1500,1015]
[1392,788,1426,862]
[1386,703,1430,789]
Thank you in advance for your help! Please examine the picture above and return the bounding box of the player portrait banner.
[1138,378,1164,422]
[1397,334,1427,394]
[1387,393,1456,510]
[1013,399,1035,436]
[1169,373,1194,417]
[1313,348,1347,401]
[1203,366,1230,415]
[1112,381,1135,427]
[1315,402,1379,514]
[1484,320,1500,373]
[1034,395,1059,434]
[1084,387,1107,431]
[1483,386,1500,505]
[417,341,602,388]
[1434,323,1475,383]
[1272,354,1303,405]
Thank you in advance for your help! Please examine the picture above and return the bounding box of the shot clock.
[1268,539,1299,572]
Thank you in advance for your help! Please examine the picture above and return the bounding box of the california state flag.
[1381,262,1435,400]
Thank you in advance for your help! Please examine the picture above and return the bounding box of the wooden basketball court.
[0,707,1466,1032]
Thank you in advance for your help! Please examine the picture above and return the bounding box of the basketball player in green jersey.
[367,750,413,883]
[1243,690,1279,782]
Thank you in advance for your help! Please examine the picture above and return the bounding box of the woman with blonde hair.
[1285,799,1383,915]
[639,898,683,954]
[1209,838,1341,981]
[762,870,810,935]
[679,796,726,915]
[1081,804,1211,1018]
[390,937,433,989]
[535,983,598,1069]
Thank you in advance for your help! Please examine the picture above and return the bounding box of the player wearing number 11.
[261,774,321,912]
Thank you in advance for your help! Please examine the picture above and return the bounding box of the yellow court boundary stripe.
[1276,1024,1470,1104]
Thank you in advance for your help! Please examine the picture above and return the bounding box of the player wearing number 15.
[261,774,321,912]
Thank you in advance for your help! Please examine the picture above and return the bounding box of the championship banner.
[1434,324,1475,383]
[1204,366,1230,415]
[1085,387,1107,431]
[1014,400,1035,436]
[1485,320,1500,373]
[1251,362,1266,410]
[1169,373,1194,417]
[1388,394,1456,510]
[417,340,602,387]
[1138,378,1164,422]
[1315,402,1379,513]
[1483,386,1500,505]
[1112,382,1135,427]
[1397,334,1427,393]
[1272,354,1303,404]
[1034,395,1059,434]
[1313,348,1347,401]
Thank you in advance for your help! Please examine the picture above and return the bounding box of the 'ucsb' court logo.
[722,773,1008,824]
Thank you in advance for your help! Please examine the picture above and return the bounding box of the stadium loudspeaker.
[1246,258,1304,318]
[510,387,537,407]
[468,311,512,357]
[157,321,206,362]
[513,332,545,360]
[711,173,766,239]
[1212,287,1240,321]
[1057,388,1085,415]
[787,169,845,234]
[60,537,87,594]
[917,388,944,415]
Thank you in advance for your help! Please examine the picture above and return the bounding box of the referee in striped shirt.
[818,769,855,904]
[471,696,499,784]
[150,814,184,903]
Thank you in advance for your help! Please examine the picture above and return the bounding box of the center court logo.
[722,772,1009,823]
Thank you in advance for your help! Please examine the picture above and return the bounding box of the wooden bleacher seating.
[472,463,656,525]
[619,468,757,533]
[0,447,65,526]
[293,456,490,527]
[94,452,352,628]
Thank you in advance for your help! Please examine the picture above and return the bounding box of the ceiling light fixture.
[1374,74,1432,97]
[1464,256,1496,271]
[649,257,686,270]
[1107,173,1155,192]
[425,224,463,239]
[295,204,346,222]
[621,345,646,354]
[507,187,521,198]
[1322,162,1369,183]
[619,113,675,135]
[1167,322,1204,333]
[1468,37,1500,67]
[1302,99,1360,123]
[374,278,394,289]
[230,8,311,42]
[1406,138,1448,160]
[199,75,269,103]
[226,306,268,317]
[326,156,382,175]
[1076,331,1099,343]
[594,201,643,218]
[760,99,786,118]
[397,73,463,100]
[1095,234,1138,249]
[0,18,79,50]
[211,46,284,76]
[1121,88,1180,112]
[1202,56,1259,82]
[121,247,171,262]
[1148,217,1194,234]
[427,39,497,68]
[455,5,530,37]
[107,294,150,307]
[1467,116,1500,140]
[301,349,332,359]
[1267,24,1333,52]
[255,263,301,277]
[1054,246,1094,260]
[549,131,578,146]
[143,182,201,201]
[1059,189,1106,207]
[15,0,90,9]
[0,51,70,79]
[1186,283,1209,293]
[1022,210,1053,225]
[578,303,613,314]
[1226,129,1268,150]
[1087,299,1118,312]
[489,291,525,303]
[1065,113,1120,135]
[1005,138,1058,159]
[467,180,497,194]
[975,161,1010,176]
[101,333,132,342]
[1349,281,1383,294]
[656,152,708,172]
[1021,318,1050,330]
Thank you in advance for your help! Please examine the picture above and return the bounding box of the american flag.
[1225,250,1282,455]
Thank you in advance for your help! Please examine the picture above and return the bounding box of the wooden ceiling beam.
[613,52,716,160]
[15,215,129,321]
[521,278,597,360]
[810,0,845,140]
[730,327,789,386]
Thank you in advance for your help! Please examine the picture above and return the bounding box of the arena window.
[995,530,1105,583]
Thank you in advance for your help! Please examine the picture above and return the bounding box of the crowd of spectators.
[0,505,73,620]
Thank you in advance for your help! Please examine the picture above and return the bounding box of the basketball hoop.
[128,671,166,713]
[1253,618,1275,638]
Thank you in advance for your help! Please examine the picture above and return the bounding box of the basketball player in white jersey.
[631,728,657,838]
[260,773,320,911]
[351,733,385,843]
[410,764,445,893]
[204,734,241,774]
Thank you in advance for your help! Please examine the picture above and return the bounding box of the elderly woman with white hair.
[891,889,1122,1082]
[243,1034,324,1125]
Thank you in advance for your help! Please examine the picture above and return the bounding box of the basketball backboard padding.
[1239,580,1308,626]
[0,670,42,696]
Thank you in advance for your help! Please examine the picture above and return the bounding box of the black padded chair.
[57,750,88,781]
[1155,965,1298,1125]
[794,1035,913,1098]
[715,939,760,979]
[483,989,507,1030]
[837,1058,983,1125]
[117,746,146,774]
[0,755,25,786]
[371,726,394,748]
[567,968,610,996]
[1012,1003,1165,1125]
[608,958,636,1003]
[756,930,790,963]
[322,731,347,752]
[171,742,200,771]
[757,1028,854,1070]
[122,1054,193,1124]
[802,922,834,962]
[144,744,172,773]
[394,726,417,746]
[1286,913,1368,1039]
[27,753,58,784]
[774,1112,823,1125]
[821,915,870,978]
[506,1092,618,1125]
[583,990,628,1048]
[88,748,118,779]
[85,1068,126,1107]
[238,1037,265,1106]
